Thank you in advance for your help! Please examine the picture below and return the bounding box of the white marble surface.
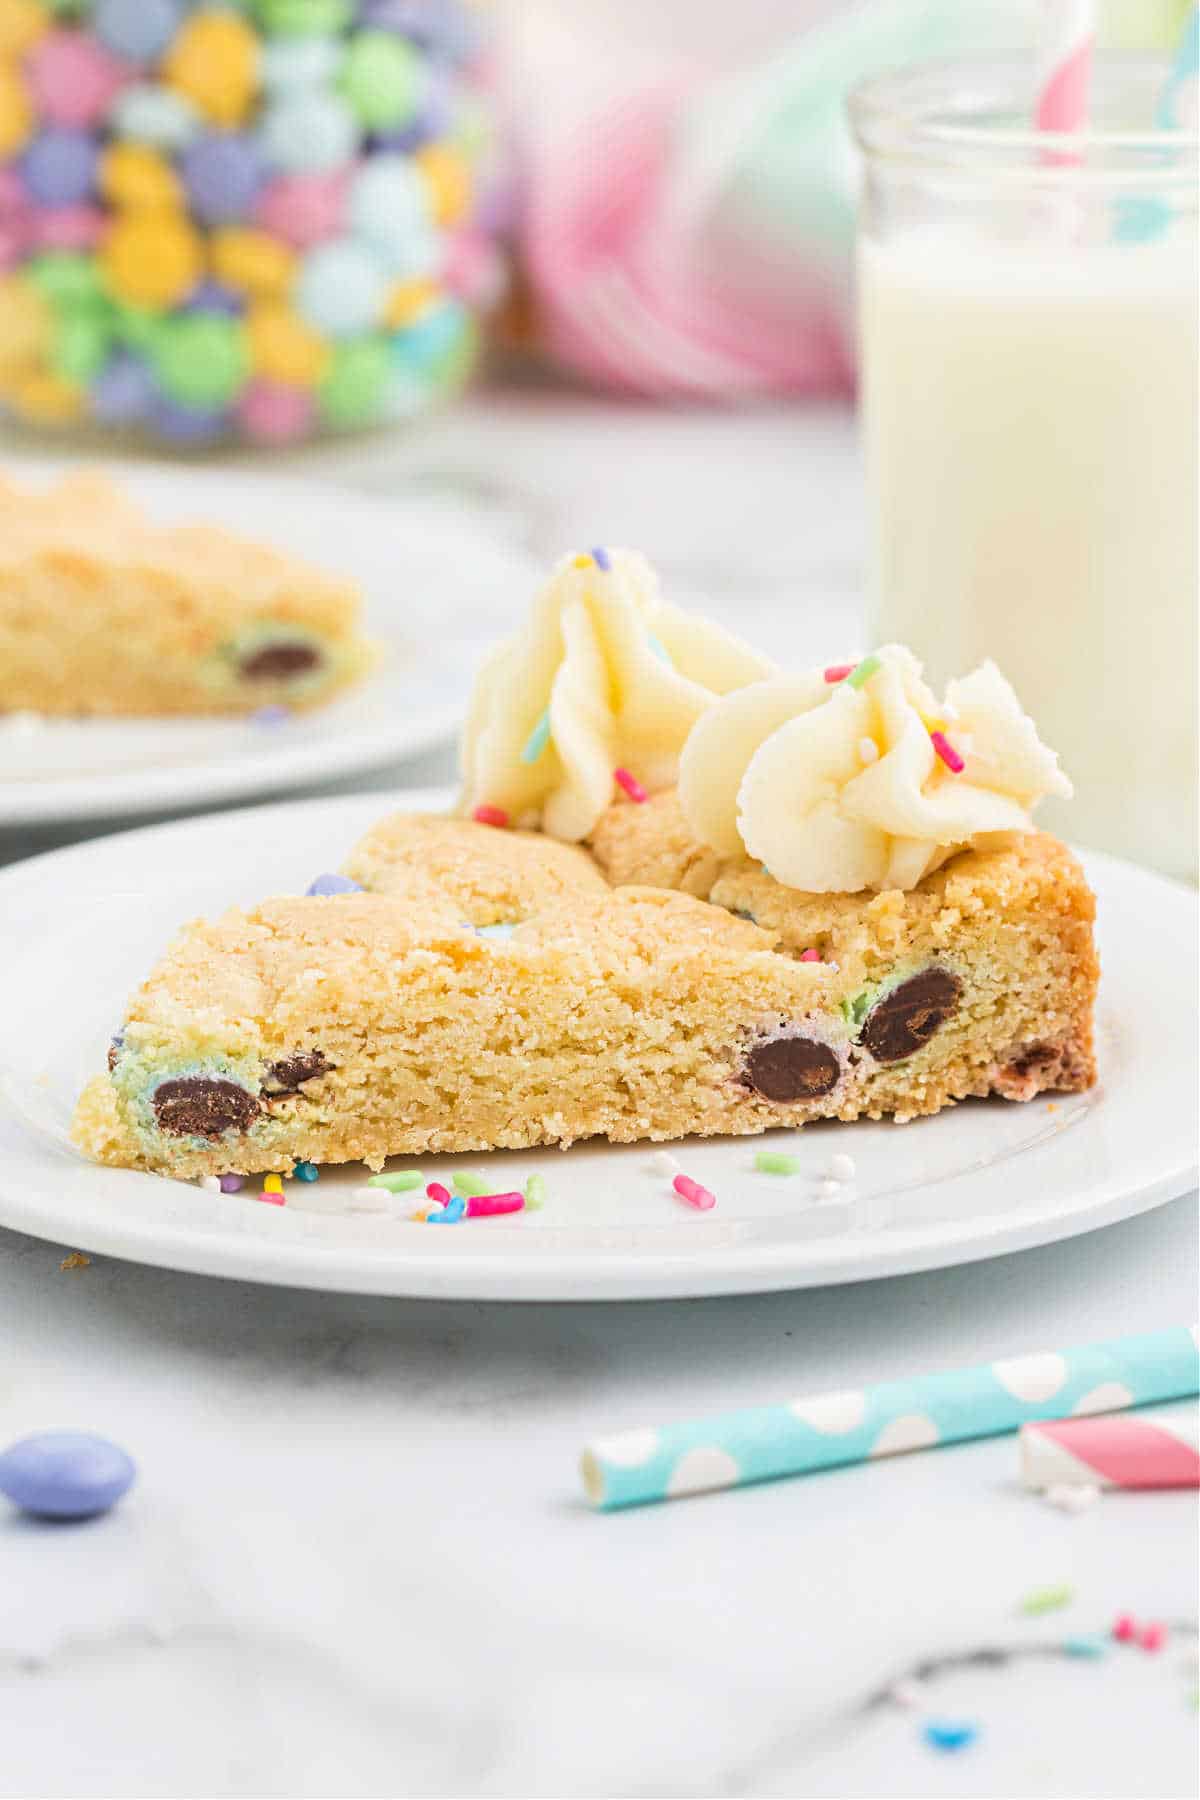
[1,393,1196,1798]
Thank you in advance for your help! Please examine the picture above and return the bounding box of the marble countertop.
[1,392,1196,1799]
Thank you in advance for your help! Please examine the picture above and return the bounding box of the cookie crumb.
[59,1251,90,1272]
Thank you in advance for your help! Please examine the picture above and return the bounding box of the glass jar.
[0,1,506,450]
[851,54,1198,880]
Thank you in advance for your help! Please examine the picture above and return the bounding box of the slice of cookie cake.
[72,551,1097,1179]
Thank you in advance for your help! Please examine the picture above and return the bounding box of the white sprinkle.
[827,1152,856,1182]
[652,1150,680,1177]
[200,1175,221,1193]
[1046,1482,1101,1513]
[349,1185,388,1213]
[818,1177,843,1200]
[858,736,879,765]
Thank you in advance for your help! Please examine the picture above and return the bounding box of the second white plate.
[0,460,536,825]
[0,791,1195,1300]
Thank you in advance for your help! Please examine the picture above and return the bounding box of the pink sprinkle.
[824,663,854,683]
[1112,1613,1138,1643]
[426,1182,452,1206]
[799,948,822,962]
[256,1191,285,1207]
[465,1191,526,1218]
[472,805,509,828]
[930,730,965,774]
[614,767,648,804]
[1140,1622,1167,1653]
[673,1173,716,1211]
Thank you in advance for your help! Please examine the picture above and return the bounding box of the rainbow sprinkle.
[646,633,672,665]
[520,709,552,765]
[799,948,822,963]
[293,1162,319,1182]
[755,1152,801,1176]
[257,1191,285,1207]
[572,553,592,569]
[465,1191,525,1218]
[452,1172,492,1197]
[845,654,882,690]
[263,1174,284,1195]
[472,805,509,828]
[1021,1584,1074,1616]
[367,1170,423,1192]
[426,1181,452,1207]
[824,663,855,683]
[930,730,965,774]
[524,1173,546,1211]
[591,546,612,571]
[427,1194,465,1224]
[673,1173,716,1211]
[614,767,648,804]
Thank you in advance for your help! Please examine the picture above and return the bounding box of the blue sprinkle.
[0,1432,136,1520]
[293,1161,320,1182]
[922,1720,978,1753]
[251,705,291,726]
[520,708,551,764]
[475,922,517,941]
[646,632,672,666]
[427,1194,465,1224]
[1063,1635,1108,1659]
[590,545,611,570]
[306,873,363,897]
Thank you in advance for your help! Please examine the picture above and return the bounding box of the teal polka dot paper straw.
[580,1325,1200,1511]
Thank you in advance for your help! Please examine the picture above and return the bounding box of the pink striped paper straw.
[1021,1411,1200,1491]
[1035,0,1095,159]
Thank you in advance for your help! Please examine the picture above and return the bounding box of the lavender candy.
[90,354,156,427]
[305,873,364,896]
[181,133,264,227]
[21,128,98,207]
[0,1432,136,1520]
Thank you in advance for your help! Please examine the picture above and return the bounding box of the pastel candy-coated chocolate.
[361,0,479,63]
[391,297,469,372]
[152,310,249,407]
[26,30,131,131]
[181,132,264,225]
[306,872,363,896]
[108,83,200,151]
[254,168,347,250]
[150,393,228,444]
[319,335,391,427]
[186,277,244,317]
[101,210,202,309]
[163,10,259,130]
[258,0,354,31]
[0,1431,137,1519]
[238,378,313,444]
[22,127,97,206]
[347,155,429,259]
[260,91,356,174]
[296,239,388,336]
[32,204,104,251]
[89,350,156,424]
[261,38,343,93]
[339,30,425,131]
[94,0,183,63]
[0,63,33,161]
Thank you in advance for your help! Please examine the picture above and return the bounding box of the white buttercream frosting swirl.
[459,548,776,842]
[679,645,1072,893]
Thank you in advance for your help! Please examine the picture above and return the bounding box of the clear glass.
[851,55,1199,880]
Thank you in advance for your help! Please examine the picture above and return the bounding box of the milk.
[860,229,1198,879]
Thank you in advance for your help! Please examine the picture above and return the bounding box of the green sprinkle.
[845,654,882,690]
[1021,1584,1075,1616]
[1063,1635,1107,1659]
[452,1171,492,1197]
[519,709,552,765]
[646,632,672,666]
[840,986,877,1029]
[367,1170,424,1192]
[525,1173,546,1211]
[755,1152,802,1176]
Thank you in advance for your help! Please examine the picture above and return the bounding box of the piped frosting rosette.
[459,548,776,841]
[679,646,1072,893]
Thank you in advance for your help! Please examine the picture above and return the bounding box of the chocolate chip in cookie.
[745,1035,841,1102]
[239,642,321,681]
[263,1049,331,1094]
[859,967,962,1064]
[153,1077,259,1139]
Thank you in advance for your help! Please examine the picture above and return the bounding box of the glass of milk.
[851,55,1198,880]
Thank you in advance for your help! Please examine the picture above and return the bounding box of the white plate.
[0,458,534,825]
[0,789,1194,1301]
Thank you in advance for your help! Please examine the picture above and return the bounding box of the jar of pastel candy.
[0,1,505,447]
